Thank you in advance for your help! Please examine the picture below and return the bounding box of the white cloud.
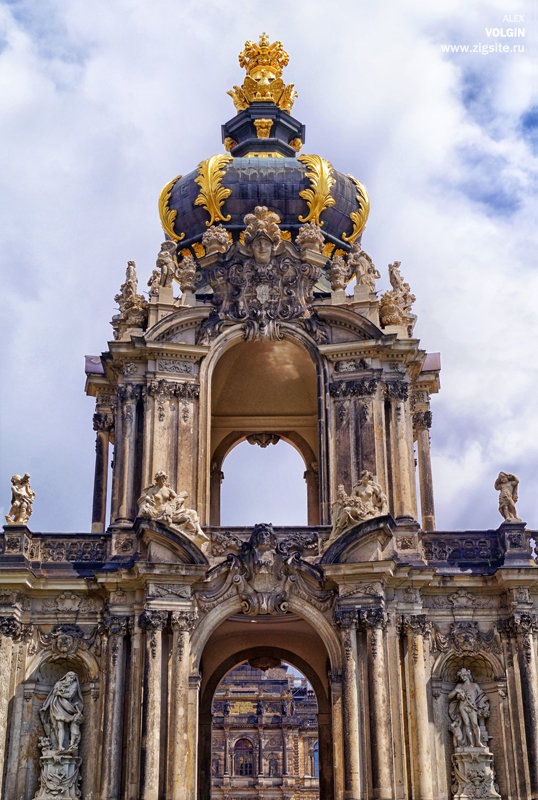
[1,0,537,531]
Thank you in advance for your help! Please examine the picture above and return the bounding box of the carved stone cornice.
[329,378,378,398]
[384,380,409,401]
[412,410,432,430]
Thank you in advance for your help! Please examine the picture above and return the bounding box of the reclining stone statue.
[137,470,209,551]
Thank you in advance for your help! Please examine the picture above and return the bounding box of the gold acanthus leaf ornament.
[342,175,370,244]
[158,175,185,242]
[298,154,336,227]
[194,154,233,227]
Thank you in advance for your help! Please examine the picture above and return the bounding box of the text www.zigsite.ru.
[441,23,526,55]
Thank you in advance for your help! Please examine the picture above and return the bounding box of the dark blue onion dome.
[158,34,369,266]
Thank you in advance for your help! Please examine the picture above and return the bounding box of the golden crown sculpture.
[228,33,298,114]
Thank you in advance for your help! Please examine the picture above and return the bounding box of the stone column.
[360,608,392,799]
[114,384,141,523]
[186,672,201,800]
[512,613,538,797]
[258,726,264,775]
[413,409,435,530]
[335,606,362,800]
[401,614,433,800]
[125,617,144,799]
[223,724,230,775]
[385,382,415,518]
[139,609,167,800]
[92,400,114,533]
[100,615,130,800]
[169,610,197,800]
[0,628,14,798]
[210,463,224,526]
[282,725,288,775]
[303,464,320,525]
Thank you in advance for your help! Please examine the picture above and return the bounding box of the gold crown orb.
[228,33,298,114]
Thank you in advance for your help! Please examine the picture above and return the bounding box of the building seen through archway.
[211,662,319,800]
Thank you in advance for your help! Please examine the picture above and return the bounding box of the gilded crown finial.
[228,33,297,114]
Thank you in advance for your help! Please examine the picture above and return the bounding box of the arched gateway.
[1,33,537,800]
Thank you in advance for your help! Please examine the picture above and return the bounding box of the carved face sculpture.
[251,234,273,266]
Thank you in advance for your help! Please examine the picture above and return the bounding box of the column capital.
[359,607,387,630]
[412,410,432,430]
[334,605,358,630]
[0,616,26,641]
[170,609,198,632]
[499,612,538,638]
[103,614,131,636]
[400,613,431,638]
[383,380,409,401]
[139,609,167,631]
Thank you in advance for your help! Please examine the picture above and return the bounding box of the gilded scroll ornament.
[298,154,336,226]
[194,154,233,227]
[254,118,273,138]
[342,175,370,244]
[158,175,184,242]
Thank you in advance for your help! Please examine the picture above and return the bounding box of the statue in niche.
[156,240,177,287]
[447,668,501,800]
[40,671,83,754]
[137,470,210,551]
[348,243,381,293]
[34,671,84,800]
[5,472,34,525]
[326,470,389,548]
[494,471,521,522]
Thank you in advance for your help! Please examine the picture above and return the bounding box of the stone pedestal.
[451,748,500,800]
[34,749,82,799]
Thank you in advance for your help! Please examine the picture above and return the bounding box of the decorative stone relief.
[137,470,209,552]
[202,224,231,254]
[36,624,100,657]
[448,668,500,800]
[176,253,198,294]
[329,378,377,397]
[327,254,350,291]
[39,538,107,563]
[210,530,243,555]
[295,221,324,253]
[196,523,333,615]
[5,472,34,525]
[34,671,84,799]
[431,621,500,655]
[147,583,191,599]
[196,206,326,342]
[42,593,101,614]
[334,358,369,373]
[494,471,521,523]
[325,470,389,549]
[157,359,194,374]
[428,590,492,610]
[246,433,280,448]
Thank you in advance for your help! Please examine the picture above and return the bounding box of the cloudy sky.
[1,0,537,533]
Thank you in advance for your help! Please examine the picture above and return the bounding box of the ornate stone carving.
[148,583,191,600]
[379,261,415,327]
[37,624,99,657]
[34,672,84,799]
[156,240,177,288]
[334,605,357,629]
[137,471,209,552]
[413,410,432,430]
[176,253,198,294]
[431,621,500,655]
[334,358,368,373]
[170,609,198,632]
[295,221,324,253]
[327,255,350,291]
[383,380,409,401]
[147,267,160,296]
[5,472,34,525]
[112,261,147,340]
[0,616,26,641]
[197,207,324,342]
[494,471,521,523]
[196,523,333,615]
[39,538,107,563]
[329,378,378,397]
[448,668,500,800]
[202,224,231,255]
[139,610,167,658]
[422,532,503,567]
[428,590,491,610]
[157,359,194,374]
[347,244,380,292]
[210,530,243,556]
[325,471,389,548]
[42,593,101,614]
[359,607,387,630]
[246,433,280,448]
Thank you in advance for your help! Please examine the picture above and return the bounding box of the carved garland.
[158,174,184,242]
[194,154,233,226]
[342,175,370,244]
[298,154,336,226]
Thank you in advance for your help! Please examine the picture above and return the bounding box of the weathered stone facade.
[2,34,537,800]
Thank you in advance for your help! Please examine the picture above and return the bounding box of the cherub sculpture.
[137,470,209,551]
[156,241,177,287]
[447,668,489,749]
[39,671,84,755]
[494,471,521,522]
[5,473,35,525]
[348,243,381,292]
[326,470,389,548]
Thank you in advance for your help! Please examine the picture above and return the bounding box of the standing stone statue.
[447,668,500,800]
[347,243,380,292]
[494,471,521,522]
[156,241,177,287]
[34,671,84,799]
[5,472,34,525]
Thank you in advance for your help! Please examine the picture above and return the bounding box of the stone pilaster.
[112,384,142,523]
[139,609,167,800]
[401,614,433,800]
[360,608,392,799]
[413,409,435,530]
[385,381,415,518]
[335,606,362,800]
[168,610,197,800]
[100,615,130,800]
[507,613,538,797]
[124,617,143,799]
[0,631,13,799]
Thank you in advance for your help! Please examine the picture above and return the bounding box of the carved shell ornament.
[158,174,184,242]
